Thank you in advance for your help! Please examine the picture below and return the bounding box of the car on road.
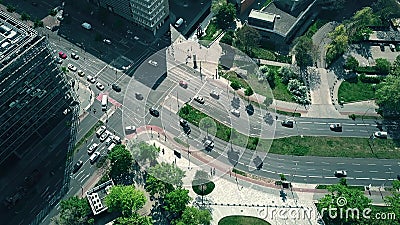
[334,170,347,177]
[183,126,191,135]
[68,64,77,72]
[149,107,160,117]
[389,44,396,51]
[379,43,385,51]
[112,84,121,92]
[397,174,400,181]
[210,90,219,99]
[230,109,240,117]
[87,143,99,154]
[72,160,83,173]
[77,70,85,77]
[71,52,79,60]
[204,139,214,150]
[329,123,342,132]
[125,126,136,133]
[253,156,263,170]
[194,96,205,104]
[105,137,113,147]
[281,120,294,128]
[148,60,158,66]
[113,135,121,144]
[89,151,100,164]
[180,119,188,127]
[179,81,188,88]
[59,51,67,59]
[135,92,143,100]
[87,75,96,83]
[96,82,105,90]
[103,39,112,45]
[374,131,388,139]
[96,125,106,137]
[100,131,111,142]
[54,57,63,64]
[134,36,139,40]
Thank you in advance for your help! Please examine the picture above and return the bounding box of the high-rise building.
[0,11,78,225]
[99,0,169,35]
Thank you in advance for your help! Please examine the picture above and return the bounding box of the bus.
[101,94,108,111]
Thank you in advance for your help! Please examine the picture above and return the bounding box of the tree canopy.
[145,174,174,197]
[129,141,160,164]
[230,79,241,91]
[344,56,359,71]
[294,36,314,68]
[163,188,192,215]
[214,2,236,30]
[235,25,261,54]
[108,144,133,178]
[104,185,146,217]
[57,196,91,225]
[114,214,153,225]
[173,206,212,225]
[372,0,400,20]
[375,75,400,117]
[375,58,391,74]
[148,162,186,187]
[244,86,254,97]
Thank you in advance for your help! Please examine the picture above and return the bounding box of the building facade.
[99,0,169,35]
[0,11,78,225]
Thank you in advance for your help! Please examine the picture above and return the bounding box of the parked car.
[89,151,100,164]
[148,60,158,66]
[230,109,240,117]
[194,96,205,104]
[54,57,63,64]
[329,123,342,132]
[334,170,347,177]
[281,120,294,128]
[71,52,79,60]
[179,81,188,88]
[87,75,96,83]
[77,70,85,77]
[72,160,83,173]
[204,139,214,150]
[96,82,105,90]
[68,64,77,72]
[87,143,99,154]
[112,84,121,92]
[107,143,116,153]
[105,137,113,147]
[374,131,388,139]
[183,126,191,135]
[113,135,121,144]
[103,39,112,45]
[96,125,106,137]
[389,44,396,51]
[149,107,160,117]
[59,51,67,59]
[100,131,111,142]
[210,90,219,99]
[179,119,188,127]
[125,126,136,133]
[379,43,385,51]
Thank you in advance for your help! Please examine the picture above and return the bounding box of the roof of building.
[86,180,114,215]
[261,2,297,35]
[249,10,276,22]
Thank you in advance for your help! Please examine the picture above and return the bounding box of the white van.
[81,22,92,30]
[101,94,108,111]
[175,18,183,28]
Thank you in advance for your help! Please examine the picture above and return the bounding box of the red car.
[58,51,67,59]
[179,81,188,88]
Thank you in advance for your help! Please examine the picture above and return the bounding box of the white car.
[105,137,113,147]
[334,170,347,177]
[99,131,110,142]
[96,82,105,90]
[87,143,99,154]
[134,36,139,40]
[77,70,85,77]
[113,135,121,144]
[87,75,96,83]
[148,60,158,66]
[68,64,77,72]
[230,109,240,117]
[125,126,136,133]
[374,131,388,139]
[96,125,106,137]
[71,52,79,60]
[89,151,100,164]
[103,39,111,45]
[210,90,219,99]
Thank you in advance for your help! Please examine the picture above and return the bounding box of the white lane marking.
[316,128,325,131]
[368,163,376,166]
[309,175,322,178]
[354,171,363,173]
[299,121,312,124]
[347,129,354,132]
[314,122,327,125]
[294,175,307,178]
[277,158,284,161]
[321,162,330,164]
[277,165,284,168]
[343,123,356,125]
[337,162,345,165]
[352,163,360,166]
[302,128,310,130]
[355,177,370,180]
[383,165,392,167]
[307,168,316,171]
[324,176,337,179]
[372,178,386,181]
[305,161,314,164]
[369,171,378,173]
[292,160,299,163]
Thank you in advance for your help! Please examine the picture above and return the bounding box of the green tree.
[174,206,212,225]
[375,58,391,74]
[235,25,261,54]
[163,188,191,215]
[58,196,91,225]
[263,96,273,107]
[294,36,314,68]
[105,185,146,217]
[220,30,234,45]
[384,180,400,224]
[373,0,400,21]
[326,24,348,65]
[214,3,236,30]
[61,66,68,73]
[148,162,186,187]
[244,86,254,102]
[129,141,160,165]
[279,66,298,84]
[344,56,359,71]
[49,9,57,16]
[7,5,16,13]
[145,174,174,197]
[318,183,372,224]
[21,12,31,21]
[108,145,133,178]
[33,19,44,28]
[347,7,379,42]
[115,214,153,225]
[375,75,400,117]
[199,117,216,137]
[230,80,241,91]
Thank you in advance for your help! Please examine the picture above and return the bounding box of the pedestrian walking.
[213,168,216,176]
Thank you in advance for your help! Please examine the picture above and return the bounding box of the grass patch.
[173,137,190,148]
[219,216,271,225]
[338,80,375,103]
[261,0,272,8]
[270,136,400,159]
[199,20,222,42]
[274,109,301,117]
[348,114,382,120]
[305,19,329,38]
[96,173,110,187]
[251,47,291,63]
[232,168,247,176]
[74,121,104,153]
[316,184,365,191]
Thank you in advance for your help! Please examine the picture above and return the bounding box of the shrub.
[375,58,391,74]
[344,56,359,71]
[359,74,382,83]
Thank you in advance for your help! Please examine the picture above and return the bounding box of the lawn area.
[270,136,400,159]
[316,184,365,191]
[338,80,375,103]
[251,47,291,63]
[261,0,272,8]
[199,20,222,42]
[265,65,295,102]
[219,216,271,225]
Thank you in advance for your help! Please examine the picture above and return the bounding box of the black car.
[149,108,160,117]
[112,84,121,92]
[397,174,400,181]
[281,120,294,128]
[183,126,191,135]
[73,160,83,173]
[179,119,188,127]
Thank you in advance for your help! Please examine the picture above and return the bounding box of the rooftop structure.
[86,180,115,215]
[99,0,169,35]
[0,10,78,225]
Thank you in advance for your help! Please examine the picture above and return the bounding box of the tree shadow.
[231,96,240,109]
[307,67,321,91]
[263,112,274,125]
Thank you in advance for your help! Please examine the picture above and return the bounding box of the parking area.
[348,43,400,66]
